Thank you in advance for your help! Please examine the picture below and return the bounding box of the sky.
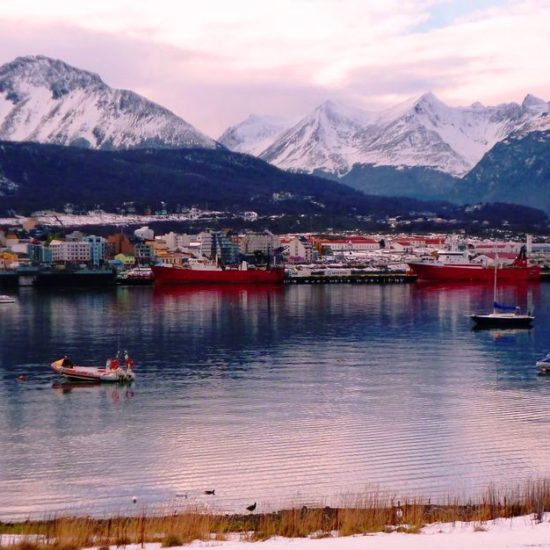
[0,0,549,136]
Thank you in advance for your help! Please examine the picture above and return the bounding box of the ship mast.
[493,247,498,314]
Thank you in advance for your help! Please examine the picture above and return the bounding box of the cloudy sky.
[1,0,549,136]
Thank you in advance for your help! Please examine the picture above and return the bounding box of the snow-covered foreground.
[2,514,550,549]
[133,515,550,549]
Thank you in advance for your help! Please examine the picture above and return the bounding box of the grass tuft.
[160,534,183,547]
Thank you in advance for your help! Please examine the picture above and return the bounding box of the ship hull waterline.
[408,263,540,282]
[151,265,285,285]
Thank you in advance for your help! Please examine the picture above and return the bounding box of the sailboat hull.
[470,314,534,328]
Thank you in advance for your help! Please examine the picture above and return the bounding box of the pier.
[285,272,417,284]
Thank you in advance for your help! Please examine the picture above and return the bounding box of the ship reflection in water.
[1,282,550,519]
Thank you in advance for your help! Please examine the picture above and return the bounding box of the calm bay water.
[1,282,550,518]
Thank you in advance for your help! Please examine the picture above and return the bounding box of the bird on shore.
[204,489,215,495]
[394,500,403,523]
[246,502,257,513]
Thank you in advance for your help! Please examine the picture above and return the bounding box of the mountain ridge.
[223,92,550,178]
[0,55,218,150]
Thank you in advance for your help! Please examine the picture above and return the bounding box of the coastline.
[2,513,550,550]
[3,482,550,549]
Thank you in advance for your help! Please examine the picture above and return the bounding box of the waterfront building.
[286,236,314,263]
[160,232,194,252]
[240,230,279,257]
[114,253,135,266]
[27,243,53,265]
[319,237,379,255]
[156,251,187,266]
[84,235,106,267]
[134,241,155,263]
[198,230,240,264]
[106,233,134,257]
[49,239,91,263]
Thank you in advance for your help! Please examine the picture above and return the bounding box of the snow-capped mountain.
[218,114,300,156]
[224,93,550,177]
[0,55,217,150]
[260,100,376,176]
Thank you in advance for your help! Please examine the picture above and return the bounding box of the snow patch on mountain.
[0,173,19,195]
[218,114,300,156]
[0,55,217,150]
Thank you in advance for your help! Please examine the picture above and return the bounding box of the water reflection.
[1,283,550,518]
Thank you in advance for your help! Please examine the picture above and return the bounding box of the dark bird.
[246,502,257,512]
[204,489,215,495]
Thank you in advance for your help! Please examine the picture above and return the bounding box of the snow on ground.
[2,514,550,548]
[133,515,550,549]
[0,210,228,228]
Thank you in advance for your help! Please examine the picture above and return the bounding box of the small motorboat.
[0,295,16,304]
[51,353,136,383]
[536,353,550,374]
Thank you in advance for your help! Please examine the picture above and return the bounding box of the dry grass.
[2,480,550,548]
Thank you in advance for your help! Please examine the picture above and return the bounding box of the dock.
[285,272,417,284]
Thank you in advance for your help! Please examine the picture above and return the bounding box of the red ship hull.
[152,265,285,285]
[408,262,540,282]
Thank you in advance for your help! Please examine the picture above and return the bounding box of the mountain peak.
[313,99,373,126]
[0,55,217,150]
[315,99,342,114]
[418,91,438,102]
[0,55,105,93]
[376,91,446,124]
[415,91,447,109]
[522,94,547,110]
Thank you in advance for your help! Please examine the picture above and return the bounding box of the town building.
[49,239,91,263]
[319,237,380,255]
[240,231,279,257]
[285,236,314,263]
[84,235,106,267]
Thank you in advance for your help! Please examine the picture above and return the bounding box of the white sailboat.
[470,250,534,328]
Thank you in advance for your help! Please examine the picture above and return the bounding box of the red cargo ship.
[152,260,285,285]
[408,246,540,282]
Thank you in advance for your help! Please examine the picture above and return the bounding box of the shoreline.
[2,481,550,548]
[1,513,550,550]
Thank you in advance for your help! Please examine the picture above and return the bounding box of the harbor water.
[1,283,550,518]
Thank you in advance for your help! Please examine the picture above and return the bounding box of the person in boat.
[106,358,120,370]
[124,352,135,370]
[61,356,73,368]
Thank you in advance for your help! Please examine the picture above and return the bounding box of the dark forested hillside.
[0,141,547,233]
[459,131,550,211]
[335,164,459,201]
[0,141,438,217]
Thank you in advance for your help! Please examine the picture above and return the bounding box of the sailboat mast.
[493,249,498,314]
